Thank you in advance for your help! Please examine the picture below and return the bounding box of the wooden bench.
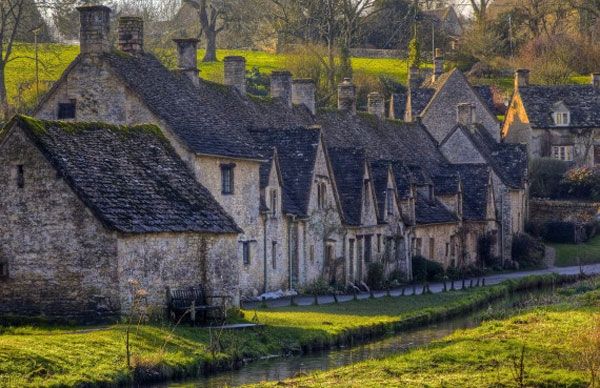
[166,285,230,325]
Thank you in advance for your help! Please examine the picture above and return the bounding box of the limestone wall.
[0,127,120,322]
[530,199,600,225]
[414,223,460,268]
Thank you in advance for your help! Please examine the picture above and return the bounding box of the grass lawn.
[251,279,600,387]
[0,275,567,387]
[551,234,600,267]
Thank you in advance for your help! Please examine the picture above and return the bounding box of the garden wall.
[530,199,600,225]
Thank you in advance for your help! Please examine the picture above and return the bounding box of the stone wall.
[0,127,120,322]
[117,232,240,316]
[414,223,460,268]
[530,199,600,225]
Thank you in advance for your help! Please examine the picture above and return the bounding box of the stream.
[161,288,551,388]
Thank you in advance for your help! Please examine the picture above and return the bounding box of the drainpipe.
[263,214,268,294]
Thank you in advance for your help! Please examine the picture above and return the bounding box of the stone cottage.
[0,116,240,321]
[503,70,600,167]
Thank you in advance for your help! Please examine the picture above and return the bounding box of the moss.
[247,94,275,104]
[357,111,379,126]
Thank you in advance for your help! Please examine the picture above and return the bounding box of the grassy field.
[0,274,572,387]
[551,234,600,267]
[252,278,600,387]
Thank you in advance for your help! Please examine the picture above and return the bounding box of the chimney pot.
[515,69,530,90]
[457,103,475,126]
[224,56,247,94]
[270,70,293,108]
[118,17,144,55]
[77,5,112,55]
[173,38,200,87]
[592,73,600,88]
[338,78,356,114]
[292,79,316,115]
[368,92,385,119]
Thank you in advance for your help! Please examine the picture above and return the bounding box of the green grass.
[0,274,573,387]
[252,278,600,387]
[551,234,600,267]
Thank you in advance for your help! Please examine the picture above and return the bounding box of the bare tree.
[183,0,227,62]
[470,0,493,25]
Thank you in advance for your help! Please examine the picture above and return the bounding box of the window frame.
[57,99,77,120]
[554,111,570,126]
[551,145,574,162]
[270,188,278,217]
[242,241,251,266]
[272,241,277,270]
[16,165,24,189]
[221,164,236,195]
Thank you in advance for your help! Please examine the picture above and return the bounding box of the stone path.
[242,264,600,310]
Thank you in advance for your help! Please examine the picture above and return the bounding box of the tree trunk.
[0,61,8,120]
[202,28,218,62]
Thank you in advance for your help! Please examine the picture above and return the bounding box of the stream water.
[161,288,550,388]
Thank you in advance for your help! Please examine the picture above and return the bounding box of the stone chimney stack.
[224,56,247,94]
[77,5,111,55]
[433,48,444,81]
[270,71,293,108]
[592,73,600,88]
[338,78,356,114]
[173,38,200,87]
[457,103,475,126]
[409,66,420,90]
[118,17,144,55]
[292,79,316,115]
[515,69,530,90]
[368,92,385,119]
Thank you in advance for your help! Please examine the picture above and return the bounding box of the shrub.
[366,262,385,290]
[529,158,571,198]
[412,256,445,283]
[560,167,600,201]
[477,234,494,268]
[301,277,331,295]
[387,269,407,285]
[542,221,578,244]
[511,234,546,269]
[445,265,462,281]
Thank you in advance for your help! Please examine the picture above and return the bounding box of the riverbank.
[252,277,600,387]
[0,274,585,387]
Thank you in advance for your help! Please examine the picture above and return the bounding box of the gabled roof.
[443,164,492,221]
[369,160,392,222]
[249,127,321,217]
[432,173,460,196]
[518,85,600,128]
[415,193,459,225]
[328,147,367,226]
[443,123,528,189]
[10,116,240,234]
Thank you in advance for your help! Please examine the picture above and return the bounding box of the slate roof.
[317,111,447,172]
[249,127,321,217]
[447,124,528,189]
[473,85,504,116]
[518,85,600,128]
[415,193,458,225]
[85,52,314,161]
[13,116,240,234]
[369,160,391,221]
[432,173,460,196]
[445,164,491,221]
[328,147,367,226]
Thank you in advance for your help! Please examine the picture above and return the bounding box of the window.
[551,145,574,161]
[0,260,8,280]
[386,189,394,215]
[429,238,435,260]
[242,241,251,266]
[415,238,422,256]
[445,243,450,257]
[451,236,456,256]
[554,112,570,126]
[272,241,277,269]
[309,245,315,263]
[348,239,355,278]
[363,179,370,207]
[58,100,76,120]
[221,164,235,195]
[317,182,327,209]
[377,234,382,253]
[16,165,24,188]
[270,189,278,217]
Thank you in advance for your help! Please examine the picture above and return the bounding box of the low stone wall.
[349,48,406,58]
[530,199,600,225]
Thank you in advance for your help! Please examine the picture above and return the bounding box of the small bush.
[529,158,571,198]
[446,265,462,281]
[387,269,407,285]
[511,234,546,269]
[367,262,385,290]
[560,167,600,201]
[301,277,331,295]
[412,256,445,283]
[543,221,578,244]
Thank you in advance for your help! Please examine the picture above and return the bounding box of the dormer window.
[552,102,570,126]
[221,164,235,195]
[270,188,278,217]
[317,182,327,209]
[58,99,76,120]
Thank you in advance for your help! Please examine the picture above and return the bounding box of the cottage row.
[0,6,527,321]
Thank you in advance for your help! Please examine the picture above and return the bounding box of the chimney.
[409,66,420,90]
[270,70,292,108]
[118,17,144,55]
[292,79,316,115]
[224,56,246,94]
[173,38,200,87]
[592,73,600,88]
[515,69,530,90]
[338,78,356,114]
[433,48,444,81]
[368,92,385,119]
[457,103,475,126]
[77,5,111,55]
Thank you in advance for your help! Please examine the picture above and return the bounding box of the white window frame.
[551,145,574,161]
[554,111,570,126]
